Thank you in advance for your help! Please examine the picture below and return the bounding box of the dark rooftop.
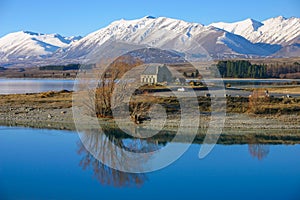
[142,65,161,75]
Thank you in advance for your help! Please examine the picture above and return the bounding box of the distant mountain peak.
[210,18,263,32]
[1,16,300,67]
[240,18,263,31]
[274,15,287,20]
[210,16,300,45]
[0,30,82,63]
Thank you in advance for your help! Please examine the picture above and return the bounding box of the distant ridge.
[0,16,299,67]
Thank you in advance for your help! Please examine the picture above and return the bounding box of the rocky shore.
[0,90,75,130]
[0,90,299,144]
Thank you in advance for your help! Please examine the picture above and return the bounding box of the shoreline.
[1,90,299,144]
[1,118,299,145]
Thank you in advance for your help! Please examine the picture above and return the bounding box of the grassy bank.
[0,90,299,144]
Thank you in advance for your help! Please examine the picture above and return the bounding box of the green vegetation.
[217,60,267,78]
[39,64,80,71]
[216,60,300,78]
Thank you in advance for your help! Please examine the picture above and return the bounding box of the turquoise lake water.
[0,126,299,199]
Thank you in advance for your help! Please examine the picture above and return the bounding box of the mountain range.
[0,16,299,67]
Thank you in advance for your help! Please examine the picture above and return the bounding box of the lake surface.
[0,78,74,94]
[0,78,299,95]
[223,78,300,85]
[0,126,299,199]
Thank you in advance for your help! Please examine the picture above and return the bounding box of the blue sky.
[0,0,299,37]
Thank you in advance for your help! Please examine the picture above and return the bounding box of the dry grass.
[266,87,300,95]
[0,90,72,110]
[1,89,299,116]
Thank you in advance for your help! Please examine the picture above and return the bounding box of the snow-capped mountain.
[57,16,281,62]
[57,16,209,60]
[210,16,300,45]
[0,31,81,62]
[0,16,299,67]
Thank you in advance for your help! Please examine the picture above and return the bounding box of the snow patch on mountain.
[0,16,299,67]
[217,32,281,56]
[211,18,263,38]
[58,16,208,60]
[0,31,81,60]
[59,16,286,62]
[210,16,300,45]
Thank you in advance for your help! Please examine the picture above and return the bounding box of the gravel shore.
[1,101,299,131]
[0,91,299,143]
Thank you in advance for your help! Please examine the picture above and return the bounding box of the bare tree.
[92,56,155,123]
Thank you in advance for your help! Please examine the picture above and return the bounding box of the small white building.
[141,64,172,84]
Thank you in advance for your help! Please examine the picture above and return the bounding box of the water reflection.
[77,126,167,186]
[76,125,273,188]
[78,141,148,187]
[248,144,270,160]
[2,126,300,199]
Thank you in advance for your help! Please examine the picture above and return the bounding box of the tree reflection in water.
[77,127,166,187]
[78,141,147,187]
[248,144,270,160]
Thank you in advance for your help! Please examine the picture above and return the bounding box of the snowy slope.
[58,16,279,62]
[58,16,208,59]
[216,32,281,56]
[0,31,81,61]
[0,16,299,67]
[210,16,300,45]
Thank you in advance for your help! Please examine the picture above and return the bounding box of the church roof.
[141,65,160,75]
